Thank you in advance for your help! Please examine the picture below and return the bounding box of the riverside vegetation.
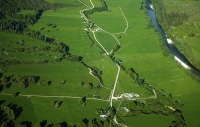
[150,0,200,70]
[0,0,200,127]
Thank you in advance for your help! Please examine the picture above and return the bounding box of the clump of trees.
[165,12,188,26]
[83,0,108,17]
[0,102,24,127]
[113,44,120,52]
[51,101,63,108]
[171,109,187,127]
[126,68,139,80]
[12,75,40,88]
[75,118,109,127]
[78,96,86,107]
[140,1,146,10]
[0,0,67,34]
[0,74,48,90]
[80,82,94,89]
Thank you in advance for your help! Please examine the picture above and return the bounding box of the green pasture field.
[79,0,93,7]
[0,95,109,126]
[27,4,104,65]
[0,32,51,47]
[114,70,154,98]
[100,56,118,88]
[102,0,200,126]
[91,0,102,7]
[1,0,200,126]
[0,32,58,61]
[125,114,174,127]
[0,7,111,123]
[90,7,127,33]
[5,60,86,82]
[95,31,118,52]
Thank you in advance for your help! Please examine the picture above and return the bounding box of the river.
[146,0,200,77]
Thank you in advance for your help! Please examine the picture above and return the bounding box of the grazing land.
[0,0,200,127]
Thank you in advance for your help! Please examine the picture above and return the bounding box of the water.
[146,0,200,77]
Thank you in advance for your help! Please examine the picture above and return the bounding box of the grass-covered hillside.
[0,0,200,127]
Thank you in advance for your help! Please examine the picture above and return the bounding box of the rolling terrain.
[0,0,200,127]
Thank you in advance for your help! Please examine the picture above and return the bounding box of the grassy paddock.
[90,7,127,33]
[125,114,174,127]
[0,95,108,126]
[1,0,200,126]
[102,0,200,126]
[95,31,118,52]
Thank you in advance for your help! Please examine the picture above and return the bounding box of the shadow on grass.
[82,118,89,125]
[60,121,68,127]
[40,120,47,127]
[6,82,12,89]
[7,103,23,119]
[0,100,5,105]
[0,85,3,92]
[21,121,32,127]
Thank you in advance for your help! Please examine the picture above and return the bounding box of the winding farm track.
[88,67,112,90]
[113,7,129,35]
[194,22,200,30]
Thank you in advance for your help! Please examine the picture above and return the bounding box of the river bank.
[146,0,200,79]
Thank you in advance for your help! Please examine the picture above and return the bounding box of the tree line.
[0,102,24,127]
[83,0,108,18]
[0,73,53,91]
[0,0,67,34]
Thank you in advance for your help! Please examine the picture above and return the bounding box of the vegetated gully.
[146,0,200,77]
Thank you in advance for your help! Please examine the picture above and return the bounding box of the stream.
[146,0,200,77]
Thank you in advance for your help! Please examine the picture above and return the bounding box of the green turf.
[95,31,118,52]
[125,114,174,127]
[90,7,127,33]
[1,0,200,126]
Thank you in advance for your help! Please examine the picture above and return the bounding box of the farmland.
[0,0,200,127]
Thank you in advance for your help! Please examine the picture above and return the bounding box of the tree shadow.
[47,81,52,85]
[82,96,86,103]
[6,82,12,89]
[0,100,5,105]
[82,118,89,125]
[34,76,40,83]
[60,121,68,127]
[21,121,32,127]
[0,85,3,92]
[8,103,23,119]
[7,103,23,119]
[62,80,66,85]
[40,120,47,127]
[59,101,63,107]
[78,56,83,61]
[15,91,20,96]
[7,75,14,81]
[0,72,3,78]
[47,124,54,127]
